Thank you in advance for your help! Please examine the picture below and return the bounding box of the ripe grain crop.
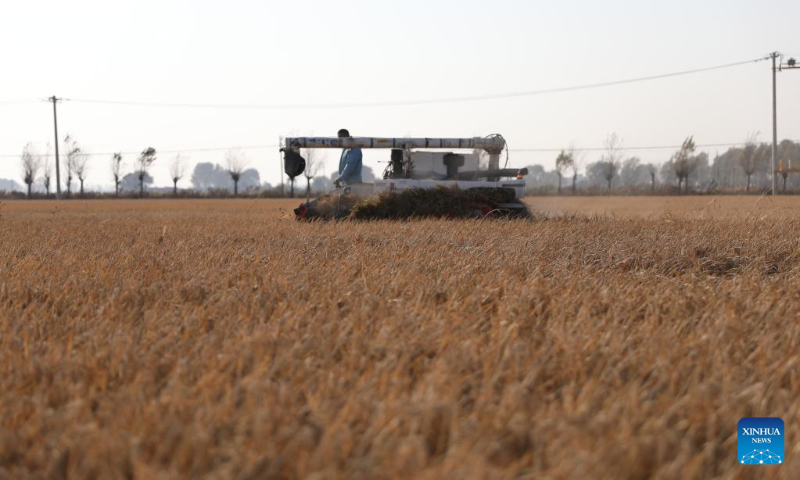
[1,198,799,479]
[526,194,800,219]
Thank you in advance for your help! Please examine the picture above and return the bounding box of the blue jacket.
[338,148,363,185]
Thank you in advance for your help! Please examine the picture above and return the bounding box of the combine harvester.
[282,134,529,220]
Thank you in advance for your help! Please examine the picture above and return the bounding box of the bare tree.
[569,146,583,194]
[778,140,796,193]
[672,136,696,192]
[21,143,40,199]
[740,133,759,192]
[554,150,573,194]
[111,152,123,197]
[42,144,52,197]
[169,153,187,196]
[74,151,89,197]
[601,133,624,190]
[302,148,321,201]
[137,147,157,197]
[755,143,771,191]
[648,164,657,192]
[620,157,642,187]
[780,162,789,193]
[64,134,81,198]
[225,149,248,196]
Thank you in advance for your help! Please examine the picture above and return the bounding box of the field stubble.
[1,197,799,479]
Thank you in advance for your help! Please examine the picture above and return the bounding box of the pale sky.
[1,0,798,190]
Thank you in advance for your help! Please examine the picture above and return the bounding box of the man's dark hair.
[338,128,350,137]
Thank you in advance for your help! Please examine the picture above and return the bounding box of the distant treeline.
[521,138,800,195]
[6,135,800,198]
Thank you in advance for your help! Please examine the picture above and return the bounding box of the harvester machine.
[282,134,528,219]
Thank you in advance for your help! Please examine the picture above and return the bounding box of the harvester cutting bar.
[285,136,505,152]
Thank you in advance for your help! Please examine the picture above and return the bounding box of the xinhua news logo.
[738,418,784,465]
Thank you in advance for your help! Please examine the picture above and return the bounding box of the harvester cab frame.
[282,134,527,197]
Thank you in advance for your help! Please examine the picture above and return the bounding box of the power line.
[60,57,769,110]
[0,144,279,158]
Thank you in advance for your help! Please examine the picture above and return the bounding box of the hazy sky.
[1,0,798,189]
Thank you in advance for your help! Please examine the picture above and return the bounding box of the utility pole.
[770,55,800,195]
[49,96,62,199]
[775,56,799,194]
[771,53,779,196]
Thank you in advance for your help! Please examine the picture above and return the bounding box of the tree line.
[522,134,800,194]
[13,133,800,198]
[17,135,267,198]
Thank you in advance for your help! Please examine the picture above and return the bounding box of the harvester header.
[284,136,506,153]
